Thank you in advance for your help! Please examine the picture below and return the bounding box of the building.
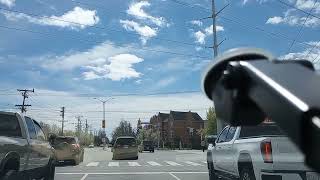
[149,111,204,149]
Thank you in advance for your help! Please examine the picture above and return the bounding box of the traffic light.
[102,120,105,128]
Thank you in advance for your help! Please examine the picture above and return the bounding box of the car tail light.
[261,140,273,163]
[72,144,80,149]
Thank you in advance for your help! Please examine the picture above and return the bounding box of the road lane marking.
[184,161,202,166]
[147,161,162,166]
[57,172,208,175]
[164,161,182,166]
[108,162,119,166]
[128,162,141,166]
[86,162,99,167]
[202,161,207,164]
[80,173,88,180]
[169,173,181,180]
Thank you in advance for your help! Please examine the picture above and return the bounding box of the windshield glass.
[0,0,318,179]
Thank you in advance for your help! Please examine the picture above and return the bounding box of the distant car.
[52,136,84,165]
[140,140,154,153]
[88,144,94,148]
[112,136,138,160]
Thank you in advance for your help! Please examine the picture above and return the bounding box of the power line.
[15,89,34,113]
[167,0,211,12]
[286,0,319,53]
[275,0,320,20]
[0,7,208,49]
[0,24,210,59]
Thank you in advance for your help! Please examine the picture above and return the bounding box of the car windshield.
[1,0,319,179]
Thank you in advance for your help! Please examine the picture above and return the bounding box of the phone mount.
[202,48,320,172]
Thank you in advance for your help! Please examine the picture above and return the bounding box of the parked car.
[0,111,55,180]
[89,144,94,148]
[139,140,154,153]
[112,136,138,160]
[207,122,318,180]
[52,136,84,165]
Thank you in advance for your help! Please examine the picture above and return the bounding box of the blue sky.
[0,0,319,136]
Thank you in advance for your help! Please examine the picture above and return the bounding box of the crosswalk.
[84,161,206,167]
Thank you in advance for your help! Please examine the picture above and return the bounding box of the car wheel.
[43,160,55,180]
[239,166,256,180]
[74,156,81,166]
[208,162,217,180]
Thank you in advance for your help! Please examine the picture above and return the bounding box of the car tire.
[43,160,55,180]
[74,156,81,166]
[239,165,256,180]
[208,162,217,180]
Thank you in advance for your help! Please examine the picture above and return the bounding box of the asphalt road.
[55,147,209,180]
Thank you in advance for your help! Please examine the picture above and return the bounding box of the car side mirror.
[48,133,57,145]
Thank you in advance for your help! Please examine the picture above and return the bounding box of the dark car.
[140,140,154,153]
[52,136,84,165]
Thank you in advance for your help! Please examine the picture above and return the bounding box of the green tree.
[206,107,217,135]
[111,120,136,142]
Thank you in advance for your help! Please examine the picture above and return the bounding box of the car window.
[239,123,284,138]
[54,137,76,145]
[25,117,37,139]
[217,127,229,143]
[33,121,46,141]
[0,114,22,137]
[225,127,237,142]
[116,138,136,145]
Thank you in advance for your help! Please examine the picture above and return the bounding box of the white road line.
[184,161,202,166]
[164,161,182,166]
[128,162,141,166]
[80,173,88,180]
[202,161,207,164]
[147,161,162,166]
[86,162,99,167]
[108,162,119,166]
[57,172,208,175]
[169,173,181,180]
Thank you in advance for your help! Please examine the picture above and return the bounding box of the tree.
[111,120,136,142]
[206,107,217,135]
[136,128,157,145]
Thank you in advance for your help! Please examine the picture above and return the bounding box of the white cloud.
[156,77,177,88]
[193,25,224,45]
[83,54,144,81]
[266,9,320,27]
[280,41,320,69]
[0,0,15,7]
[135,79,142,84]
[127,1,168,27]
[242,0,269,5]
[120,20,157,45]
[190,20,203,26]
[204,25,224,35]
[296,0,320,14]
[266,16,284,24]
[3,7,99,30]
[194,31,206,44]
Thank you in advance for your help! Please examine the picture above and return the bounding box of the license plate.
[307,172,320,180]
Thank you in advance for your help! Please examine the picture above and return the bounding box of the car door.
[213,126,229,171]
[219,126,237,174]
[24,117,42,169]
[33,121,51,167]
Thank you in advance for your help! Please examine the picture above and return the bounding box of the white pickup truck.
[207,123,319,180]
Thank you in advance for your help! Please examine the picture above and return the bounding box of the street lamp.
[93,97,114,149]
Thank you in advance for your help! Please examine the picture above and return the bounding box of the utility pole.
[15,89,34,113]
[201,0,228,133]
[60,107,65,136]
[75,116,83,138]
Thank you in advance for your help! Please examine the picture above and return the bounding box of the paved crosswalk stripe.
[164,161,182,166]
[185,161,201,166]
[86,162,99,167]
[147,161,162,166]
[108,162,119,166]
[128,162,141,166]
